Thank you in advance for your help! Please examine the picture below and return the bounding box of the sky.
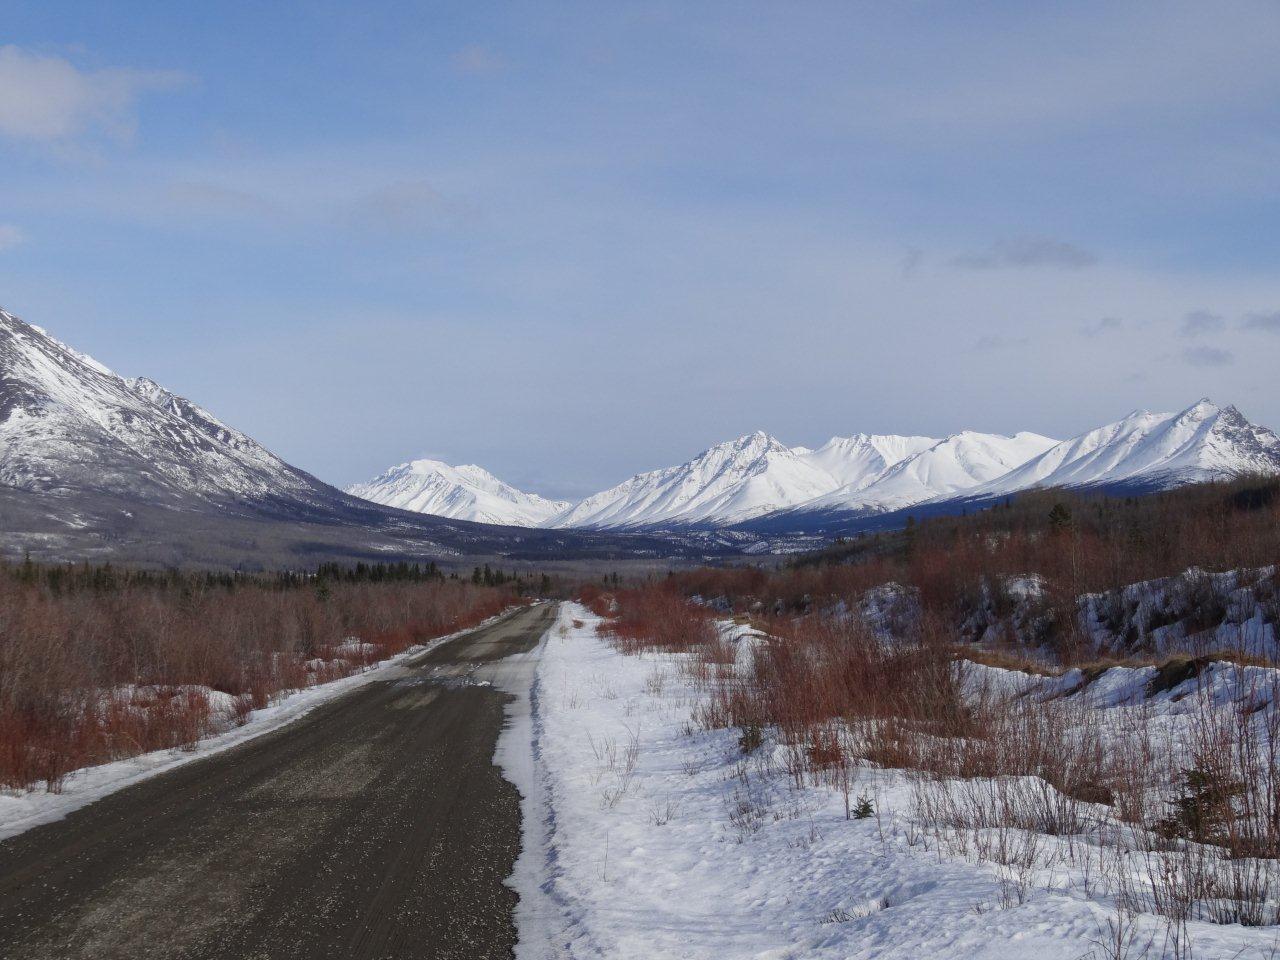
[1,1,1278,501]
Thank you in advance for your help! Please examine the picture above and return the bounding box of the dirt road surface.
[0,602,558,960]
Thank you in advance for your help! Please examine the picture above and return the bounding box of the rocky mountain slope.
[0,309,732,566]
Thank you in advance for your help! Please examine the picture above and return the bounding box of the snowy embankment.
[0,607,522,842]
[504,603,1278,960]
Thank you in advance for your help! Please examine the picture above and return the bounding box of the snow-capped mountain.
[347,459,570,527]
[551,429,1059,530]
[967,399,1280,498]
[0,307,720,566]
[550,431,847,529]
[806,430,1060,515]
[802,433,939,489]
[550,399,1279,534]
[547,430,953,530]
[4,305,1277,557]
[0,309,315,503]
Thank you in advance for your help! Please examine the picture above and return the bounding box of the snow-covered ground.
[502,603,1280,959]
[0,608,522,842]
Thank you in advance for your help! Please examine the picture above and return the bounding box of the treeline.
[663,476,1280,660]
[4,556,551,595]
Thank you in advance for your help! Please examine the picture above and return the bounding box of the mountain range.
[2,305,1277,566]
[0,308,733,567]
[350,403,1280,532]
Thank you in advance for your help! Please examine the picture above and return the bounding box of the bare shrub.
[0,564,516,791]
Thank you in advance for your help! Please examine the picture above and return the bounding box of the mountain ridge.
[3,306,1278,556]
[0,308,738,566]
[353,400,1280,533]
[347,459,570,527]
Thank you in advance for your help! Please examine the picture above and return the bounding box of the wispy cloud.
[1179,309,1226,337]
[0,45,187,145]
[1183,345,1234,367]
[952,236,1096,271]
[1242,311,1280,333]
[1081,316,1122,337]
[0,224,23,251]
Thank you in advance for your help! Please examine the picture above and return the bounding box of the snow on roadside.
[504,603,1278,960]
[0,607,524,842]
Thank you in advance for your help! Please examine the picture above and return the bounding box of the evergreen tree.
[1048,502,1073,531]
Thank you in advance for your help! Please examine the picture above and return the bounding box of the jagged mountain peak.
[549,430,839,530]
[804,433,940,490]
[968,400,1280,498]
[707,430,789,458]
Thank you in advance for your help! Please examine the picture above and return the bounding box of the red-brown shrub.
[0,571,517,791]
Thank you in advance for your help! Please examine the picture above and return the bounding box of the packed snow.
[500,604,1280,960]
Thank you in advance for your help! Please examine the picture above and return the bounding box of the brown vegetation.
[590,570,1280,930]
[0,562,518,791]
[672,477,1280,663]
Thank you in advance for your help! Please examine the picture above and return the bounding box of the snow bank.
[1080,566,1279,658]
[506,604,1280,959]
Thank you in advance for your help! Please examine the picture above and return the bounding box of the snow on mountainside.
[0,309,315,503]
[0,307,738,566]
[346,459,569,527]
[802,433,939,489]
[803,430,1059,515]
[550,431,847,529]
[549,430,947,530]
[968,399,1280,498]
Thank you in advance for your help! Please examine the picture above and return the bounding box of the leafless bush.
[0,569,515,790]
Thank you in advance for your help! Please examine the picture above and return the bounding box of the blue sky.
[1,1,1278,499]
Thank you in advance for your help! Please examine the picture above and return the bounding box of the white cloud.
[0,45,186,144]
[160,171,470,234]
[0,224,23,251]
